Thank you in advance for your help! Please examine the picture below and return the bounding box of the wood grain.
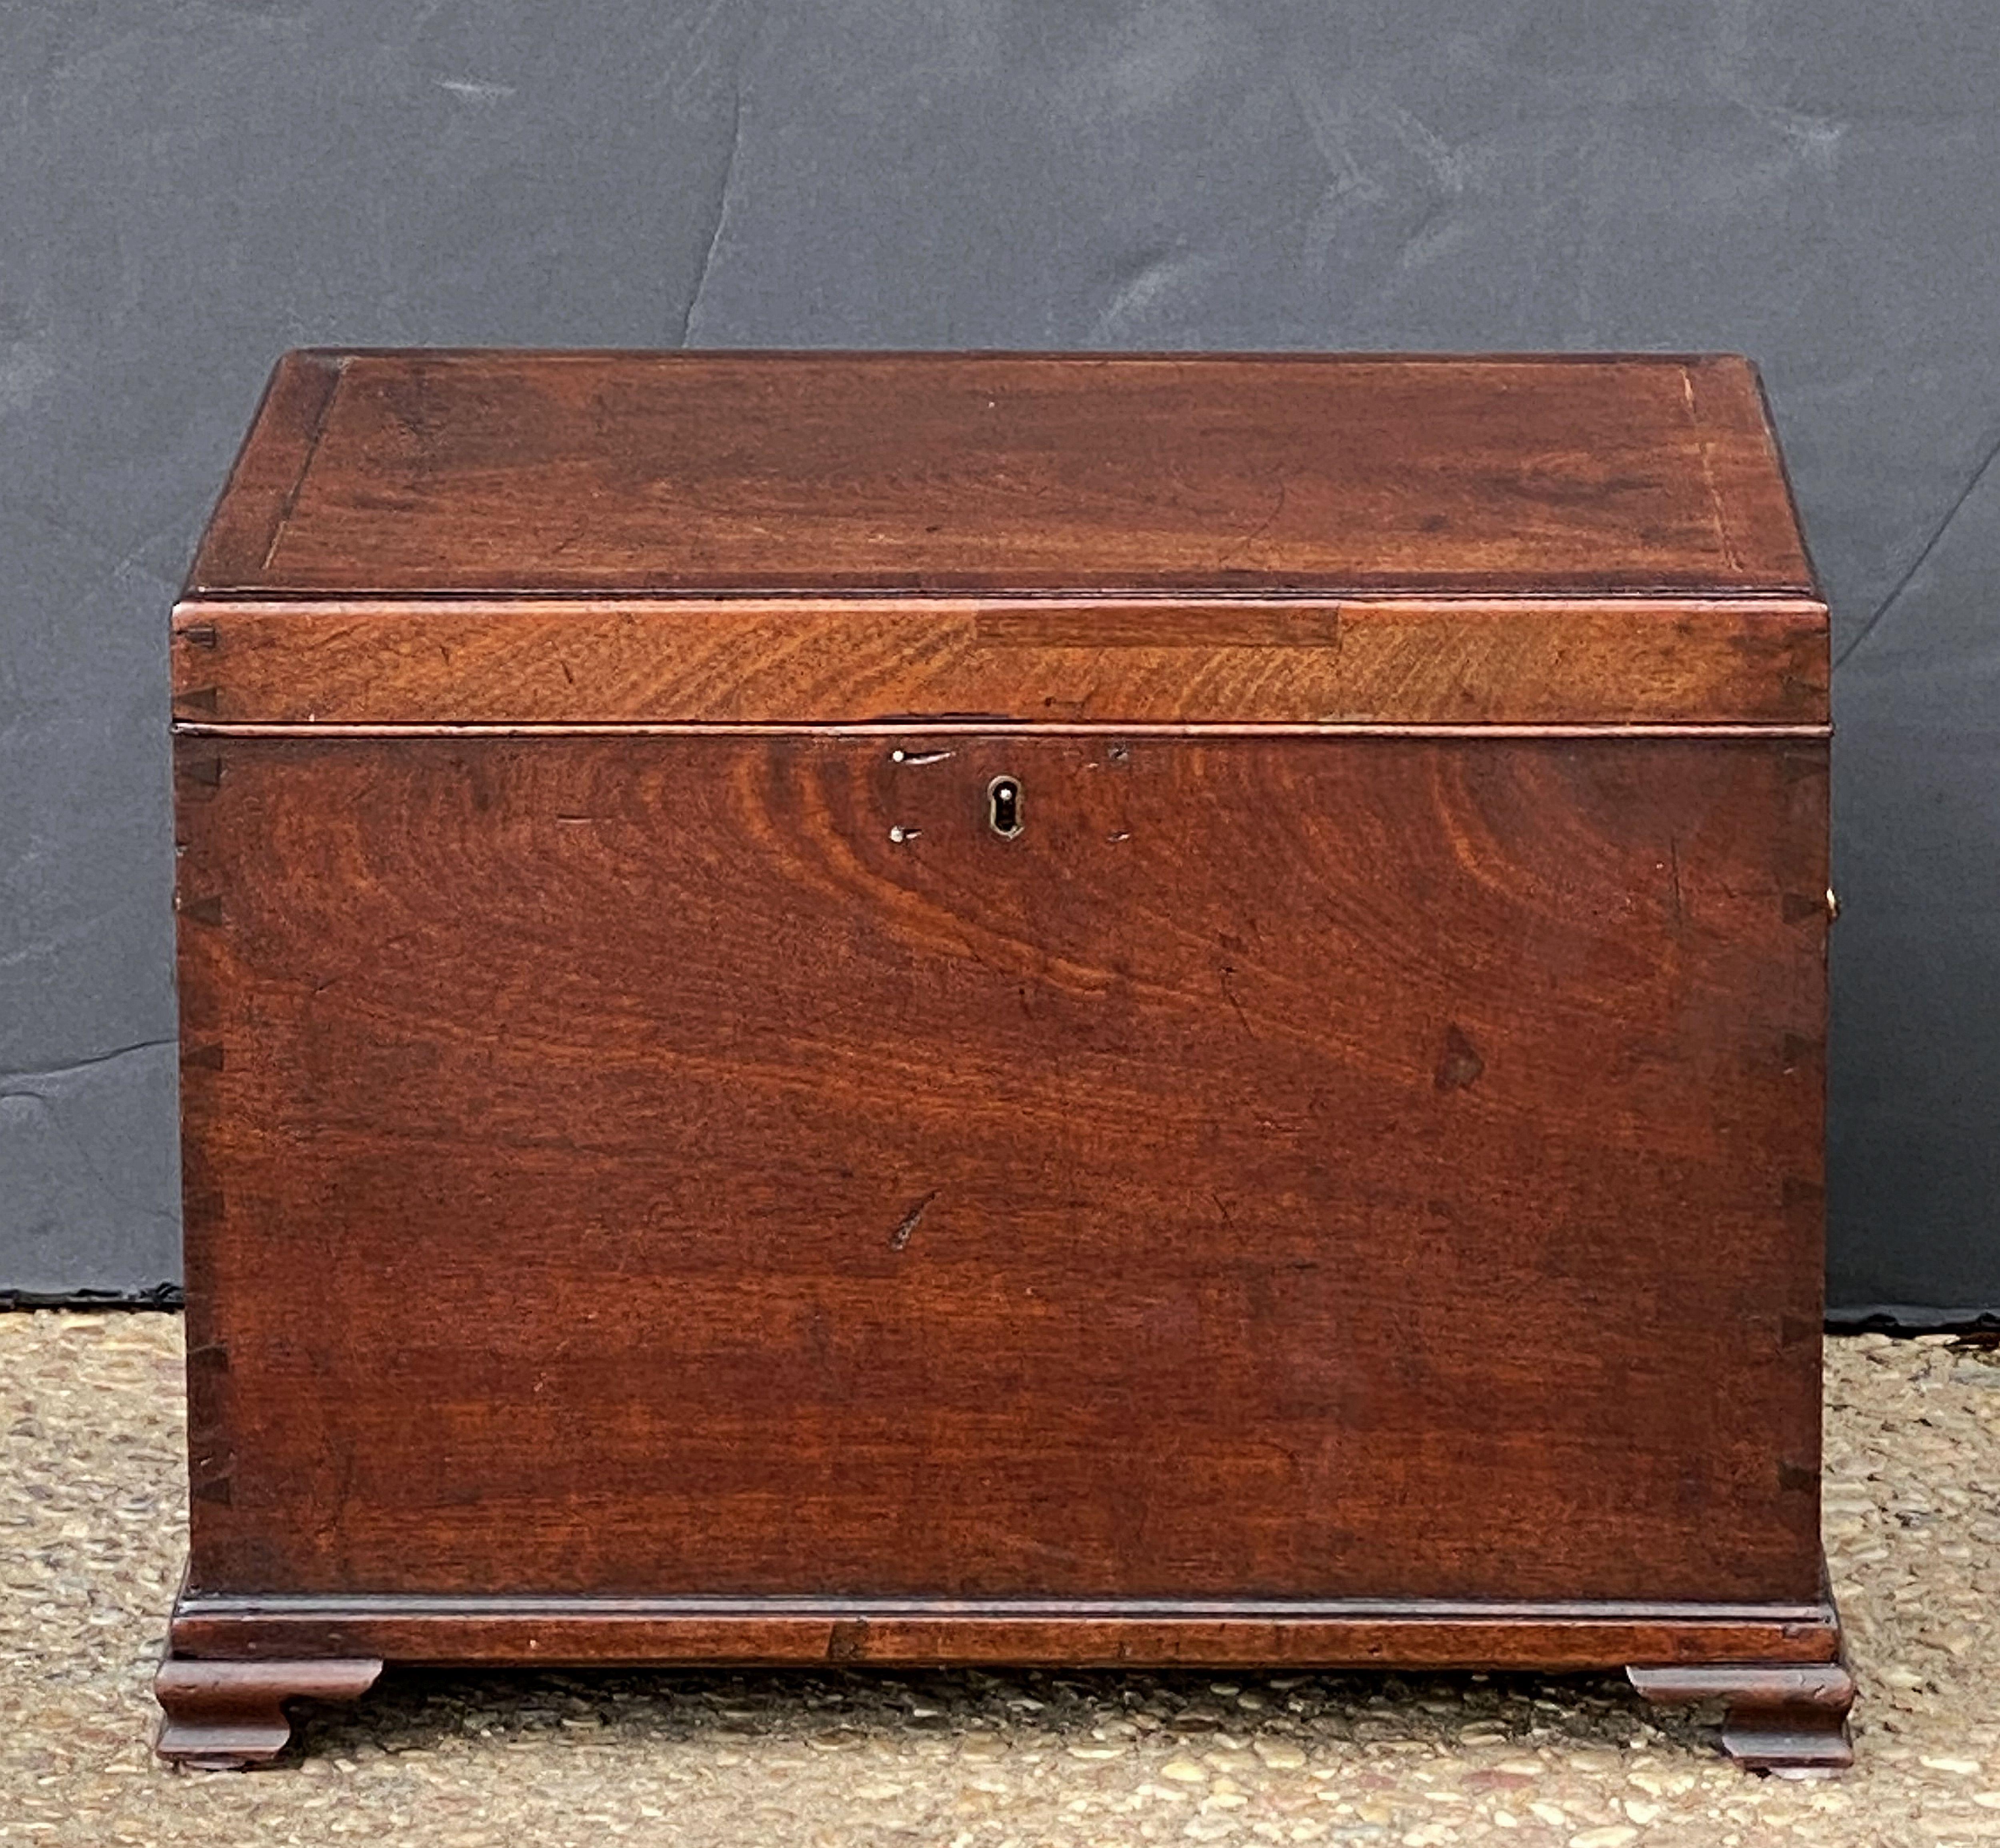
[184,351,1816,599]
[170,595,1829,727]
[176,732,1828,1605]
[167,1593,1840,1670]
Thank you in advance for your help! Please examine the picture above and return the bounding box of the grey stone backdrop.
[3,2,1995,1316]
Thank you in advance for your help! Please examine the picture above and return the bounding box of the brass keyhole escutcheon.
[988,776,1023,838]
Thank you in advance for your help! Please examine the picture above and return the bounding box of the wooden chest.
[162,351,1846,1772]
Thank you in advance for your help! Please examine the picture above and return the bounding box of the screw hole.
[988,776,1023,838]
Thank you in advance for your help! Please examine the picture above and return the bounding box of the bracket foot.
[1627,1660,1854,1776]
[154,1657,383,1769]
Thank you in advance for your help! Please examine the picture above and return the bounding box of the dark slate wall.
[2,2,1995,1315]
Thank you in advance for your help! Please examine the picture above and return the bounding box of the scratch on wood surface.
[1681,364,1744,578]
[889,1190,938,1251]
[1218,965,1254,1039]
[1435,1024,1485,1092]
[1217,475,1292,570]
[258,357,346,576]
[826,1618,869,1660]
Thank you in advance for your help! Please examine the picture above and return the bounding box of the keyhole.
[988,776,1023,838]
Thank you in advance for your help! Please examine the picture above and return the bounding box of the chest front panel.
[176,730,1826,1603]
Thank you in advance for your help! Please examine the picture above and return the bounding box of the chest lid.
[175,350,1826,728]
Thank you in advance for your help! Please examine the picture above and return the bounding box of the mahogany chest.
[161,351,1846,1772]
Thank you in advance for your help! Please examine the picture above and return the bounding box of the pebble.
[0,1316,1994,1845]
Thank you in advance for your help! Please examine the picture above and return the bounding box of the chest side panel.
[175,733,1826,1602]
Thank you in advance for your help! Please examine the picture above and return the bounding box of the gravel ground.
[2,1314,1997,1846]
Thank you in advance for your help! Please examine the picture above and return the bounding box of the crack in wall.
[0,1038,175,1087]
[1835,430,2000,670]
[675,2,766,348]
[0,1091,173,1224]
